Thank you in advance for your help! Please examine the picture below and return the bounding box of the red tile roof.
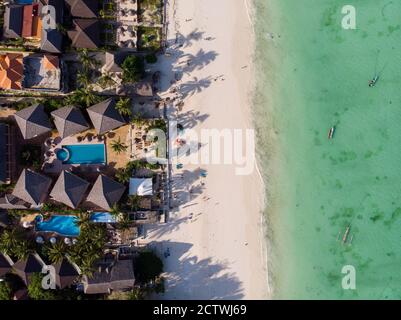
[0,53,24,90]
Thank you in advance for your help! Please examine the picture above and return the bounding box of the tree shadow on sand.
[148,241,243,300]
[156,28,218,97]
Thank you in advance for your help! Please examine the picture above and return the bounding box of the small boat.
[342,225,350,244]
[369,75,379,87]
[328,126,336,139]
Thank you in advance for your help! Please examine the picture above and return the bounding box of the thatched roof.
[14,104,52,140]
[0,253,13,278]
[50,171,90,208]
[67,19,100,49]
[82,259,135,294]
[13,254,45,285]
[87,98,126,134]
[12,169,52,206]
[53,258,80,289]
[86,175,126,211]
[65,0,98,18]
[51,106,89,138]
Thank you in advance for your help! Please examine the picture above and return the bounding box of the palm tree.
[110,204,121,218]
[46,242,67,264]
[77,71,90,87]
[67,87,98,108]
[99,72,116,89]
[130,113,146,127]
[79,49,92,72]
[128,195,141,211]
[115,167,131,184]
[77,211,91,228]
[14,239,32,260]
[0,229,24,257]
[116,98,132,117]
[111,137,128,154]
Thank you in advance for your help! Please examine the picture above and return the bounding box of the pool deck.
[42,125,132,175]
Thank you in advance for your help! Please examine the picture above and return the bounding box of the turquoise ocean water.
[254,0,401,299]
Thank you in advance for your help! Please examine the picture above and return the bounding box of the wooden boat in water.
[328,126,336,139]
[369,75,379,87]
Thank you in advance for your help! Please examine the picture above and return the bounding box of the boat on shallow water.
[328,126,336,139]
[369,75,379,87]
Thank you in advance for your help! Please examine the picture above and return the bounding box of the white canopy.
[129,178,153,196]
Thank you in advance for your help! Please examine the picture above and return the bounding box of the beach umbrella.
[72,239,78,245]
[64,238,71,245]
[35,236,44,244]
[50,237,57,244]
[22,221,31,229]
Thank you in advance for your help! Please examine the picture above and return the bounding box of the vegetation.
[128,195,141,211]
[45,242,68,264]
[121,55,145,83]
[69,222,107,277]
[41,203,85,215]
[134,251,163,283]
[137,27,161,52]
[115,98,132,117]
[99,72,116,89]
[145,53,158,64]
[0,228,33,260]
[19,145,42,171]
[115,160,161,184]
[0,282,12,300]
[78,49,100,73]
[111,137,128,154]
[27,273,58,300]
[66,87,101,108]
[0,183,15,195]
[147,119,167,133]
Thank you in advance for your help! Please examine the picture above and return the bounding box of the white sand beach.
[145,0,270,299]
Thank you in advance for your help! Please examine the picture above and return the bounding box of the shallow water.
[254,0,401,299]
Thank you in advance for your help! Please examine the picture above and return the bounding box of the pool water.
[17,0,33,3]
[56,148,70,162]
[90,212,117,223]
[36,215,80,237]
[57,144,106,165]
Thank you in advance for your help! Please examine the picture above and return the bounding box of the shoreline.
[145,0,270,299]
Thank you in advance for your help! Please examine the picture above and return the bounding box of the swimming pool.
[57,144,106,165]
[36,215,80,237]
[90,212,117,223]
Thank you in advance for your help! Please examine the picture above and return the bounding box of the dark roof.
[67,19,100,49]
[12,169,52,206]
[3,5,23,39]
[53,258,80,289]
[0,253,13,278]
[41,29,63,53]
[14,104,52,140]
[83,259,135,294]
[87,98,126,134]
[51,106,89,138]
[13,254,44,285]
[0,123,8,184]
[50,171,90,208]
[65,0,98,18]
[86,175,126,211]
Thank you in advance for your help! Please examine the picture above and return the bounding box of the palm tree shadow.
[148,241,243,300]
